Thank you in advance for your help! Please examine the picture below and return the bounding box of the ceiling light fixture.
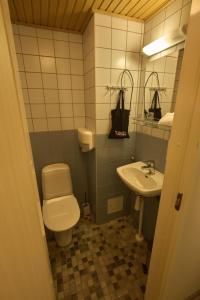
[142,28,186,56]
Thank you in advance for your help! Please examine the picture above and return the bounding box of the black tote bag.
[149,90,162,121]
[109,89,130,139]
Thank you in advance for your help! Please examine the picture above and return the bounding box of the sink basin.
[117,161,164,197]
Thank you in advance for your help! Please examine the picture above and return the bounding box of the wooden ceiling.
[8,0,172,33]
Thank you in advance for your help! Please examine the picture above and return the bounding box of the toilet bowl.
[42,163,80,247]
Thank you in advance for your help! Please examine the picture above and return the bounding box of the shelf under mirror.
[133,117,172,132]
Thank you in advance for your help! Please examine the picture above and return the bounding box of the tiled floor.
[48,216,148,300]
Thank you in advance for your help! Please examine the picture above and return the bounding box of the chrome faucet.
[141,160,155,175]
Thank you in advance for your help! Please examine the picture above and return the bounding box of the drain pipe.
[135,195,144,242]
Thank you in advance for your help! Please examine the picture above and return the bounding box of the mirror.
[136,47,184,131]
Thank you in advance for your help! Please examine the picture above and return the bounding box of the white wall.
[13,24,85,132]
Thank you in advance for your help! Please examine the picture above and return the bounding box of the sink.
[117,161,164,197]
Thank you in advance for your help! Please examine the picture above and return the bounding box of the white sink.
[117,161,164,197]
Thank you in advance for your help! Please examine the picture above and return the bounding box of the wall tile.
[14,35,21,53]
[96,68,110,86]
[71,75,84,89]
[33,118,48,132]
[70,43,83,59]
[95,26,111,48]
[127,32,141,52]
[36,28,53,39]
[29,89,44,103]
[74,117,85,128]
[53,30,69,41]
[42,73,57,89]
[22,88,29,103]
[26,73,43,88]
[44,89,59,103]
[17,54,24,71]
[112,29,127,50]
[73,104,85,117]
[95,14,111,27]
[69,33,82,43]
[72,90,84,103]
[54,40,69,58]
[128,20,143,33]
[71,59,84,75]
[112,17,127,30]
[111,50,126,69]
[40,56,56,73]
[61,118,74,130]
[19,25,36,37]
[46,104,60,117]
[47,118,61,130]
[21,36,38,55]
[23,55,41,72]
[38,38,54,56]
[60,104,73,117]
[59,90,73,103]
[57,74,71,89]
[56,58,70,74]
[31,104,46,118]
[95,48,111,68]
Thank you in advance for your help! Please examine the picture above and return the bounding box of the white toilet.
[42,163,80,247]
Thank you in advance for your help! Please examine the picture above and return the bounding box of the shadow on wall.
[30,130,88,205]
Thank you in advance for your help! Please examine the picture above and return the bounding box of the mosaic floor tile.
[48,216,148,300]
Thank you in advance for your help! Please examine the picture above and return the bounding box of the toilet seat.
[42,195,80,232]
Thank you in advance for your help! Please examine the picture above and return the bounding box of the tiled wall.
[13,24,85,132]
[94,13,144,135]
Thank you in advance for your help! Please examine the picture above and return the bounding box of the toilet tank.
[42,163,73,200]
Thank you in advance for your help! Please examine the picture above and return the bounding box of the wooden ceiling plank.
[113,0,133,14]
[74,0,94,32]
[8,0,18,22]
[80,0,105,32]
[100,0,113,10]
[135,0,166,18]
[106,0,122,13]
[47,0,58,27]
[140,0,169,19]
[120,0,141,16]
[55,0,68,28]
[22,0,33,24]
[31,0,41,24]
[13,0,26,22]
[127,0,151,17]
[68,0,86,30]
[62,0,77,29]
[40,0,49,26]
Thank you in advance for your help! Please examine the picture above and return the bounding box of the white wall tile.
[55,40,69,58]
[25,104,31,118]
[27,119,34,132]
[53,31,69,41]
[112,17,127,30]
[95,13,111,27]
[44,89,59,103]
[21,36,38,55]
[96,119,110,134]
[17,54,24,71]
[23,55,41,72]
[96,103,110,119]
[70,60,84,75]
[61,118,74,130]
[22,89,29,103]
[59,90,72,103]
[96,87,110,103]
[96,68,110,86]
[69,33,82,43]
[164,11,181,34]
[29,89,44,103]
[111,50,125,69]
[128,20,143,33]
[95,48,111,68]
[14,35,21,53]
[95,26,111,48]
[166,0,182,18]
[19,25,36,37]
[56,58,70,74]
[47,118,61,130]
[40,56,56,73]
[38,38,54,56]
[46,104,60,117]
[127,32,142,52]
[60,104,73,117]
[57,74,71,89]
[69,43,83,59]
[126,52,140,70]
[42,73,57,89]
[36,28,53,39]
[73,104,85,117]
[112,29,127,50]
[74,117,85,128]
[71,75,84,89]
[33,118,48,132]
[31,104,46,118]
[72,90,84,103]
[26,73,43,88]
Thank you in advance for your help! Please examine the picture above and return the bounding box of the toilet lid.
[42,195,80,232]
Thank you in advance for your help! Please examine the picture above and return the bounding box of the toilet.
[42,163,80,247]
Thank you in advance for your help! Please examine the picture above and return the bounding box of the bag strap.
[150,90,160,109]
[116,89,125,110]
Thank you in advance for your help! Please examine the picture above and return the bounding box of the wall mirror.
[135,44,185,131]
